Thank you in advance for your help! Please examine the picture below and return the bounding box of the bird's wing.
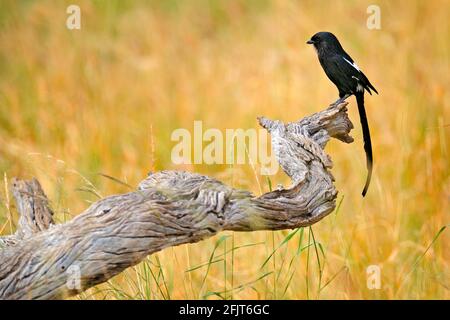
[320,54,363,94]
[328,54,378,94]
[338,55,378,95]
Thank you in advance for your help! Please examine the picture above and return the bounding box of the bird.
[307,31,378,197]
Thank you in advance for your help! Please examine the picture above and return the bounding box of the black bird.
[307,31,378,197]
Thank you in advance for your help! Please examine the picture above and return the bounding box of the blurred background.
[0,0,448,299]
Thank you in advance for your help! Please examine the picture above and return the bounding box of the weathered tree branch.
[0,102,353,299]
[0,178,54,248]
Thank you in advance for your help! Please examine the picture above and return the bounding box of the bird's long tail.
[356,92,373,197]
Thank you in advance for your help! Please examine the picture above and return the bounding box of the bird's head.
[307,31,343,53]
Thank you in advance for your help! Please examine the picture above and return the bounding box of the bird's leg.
[330,94,351,106]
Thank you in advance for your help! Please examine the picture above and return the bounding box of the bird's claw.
[330,99,343,107]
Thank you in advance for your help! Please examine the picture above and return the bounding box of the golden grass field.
[0,0,448,299]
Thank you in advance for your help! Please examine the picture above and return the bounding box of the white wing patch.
[352,76,364,92]
[356,82,364,92]
[343,57,361,72]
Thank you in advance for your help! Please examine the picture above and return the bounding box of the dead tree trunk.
[0,102,353,299]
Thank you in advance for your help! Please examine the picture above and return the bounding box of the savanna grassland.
[0,0,448,299]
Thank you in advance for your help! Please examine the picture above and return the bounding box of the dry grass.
[0,0,448,299]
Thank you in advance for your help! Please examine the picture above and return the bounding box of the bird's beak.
[306,40,314,45]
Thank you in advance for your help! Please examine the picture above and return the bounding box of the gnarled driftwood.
[0,102,353,299]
